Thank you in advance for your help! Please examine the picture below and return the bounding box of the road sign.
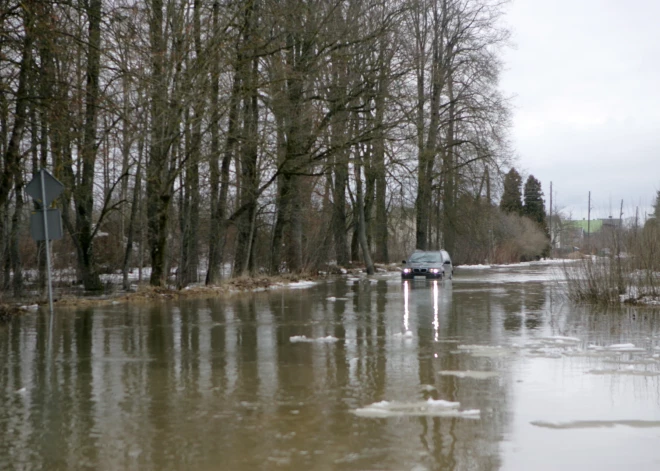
[25,168,64,315]
[25,169,64,208]
[30,209,63,241]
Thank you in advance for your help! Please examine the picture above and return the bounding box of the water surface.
[2,263,660,470]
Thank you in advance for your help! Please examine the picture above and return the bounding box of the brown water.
[2,263,660,471]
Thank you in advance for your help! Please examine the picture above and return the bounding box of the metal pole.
[587,191,591,253]
[40,170,54,315]
[549,181,553,254]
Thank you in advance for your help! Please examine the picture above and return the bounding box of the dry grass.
[563,223,659,306]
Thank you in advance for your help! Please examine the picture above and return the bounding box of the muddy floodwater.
[2,263,660,471]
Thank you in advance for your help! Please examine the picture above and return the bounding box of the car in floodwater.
[401,250,453,280]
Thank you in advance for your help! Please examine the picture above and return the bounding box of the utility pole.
[587,191,591,253]
[549,181,553,256]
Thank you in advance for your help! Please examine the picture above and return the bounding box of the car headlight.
[403,268,411,274]
[430,268,440,274]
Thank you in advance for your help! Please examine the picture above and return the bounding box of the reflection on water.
[0,265,659,470]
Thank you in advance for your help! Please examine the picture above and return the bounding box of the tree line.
[0,0,548,295]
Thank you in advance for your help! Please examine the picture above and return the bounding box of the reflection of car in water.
[401,250,453,280]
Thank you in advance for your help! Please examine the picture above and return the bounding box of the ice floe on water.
[286,280,318,289]
[531,420,660,429]
[393,330,414,339]
[289,335,339,343]
[455,345,519,358]
[352,398,480,419]
[539,335,581,344]
[438,370,499,379]
[604,343,646,352]
[586,366,660,377]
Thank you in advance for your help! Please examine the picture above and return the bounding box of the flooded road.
[2,263,660,470]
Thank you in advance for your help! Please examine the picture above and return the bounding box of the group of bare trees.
[1,0,517,295]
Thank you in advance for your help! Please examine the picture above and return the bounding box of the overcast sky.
[499,0,660,222]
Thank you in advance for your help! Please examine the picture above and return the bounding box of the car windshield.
[408,252,443,263]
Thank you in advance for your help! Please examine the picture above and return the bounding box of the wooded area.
[0,0,550,295]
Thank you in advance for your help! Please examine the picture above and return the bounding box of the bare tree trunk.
[234,7,260,276]
[10,165,24,296]
[0,3,32,211]
[355,159,375,275]
[442,75,456,254]
[415,0,446,251]
[331,161,350,266]
[74,0,103,291]
[206,0,235,284]
[122,135,143,291]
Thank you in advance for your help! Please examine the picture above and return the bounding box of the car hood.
[406,262,444,269]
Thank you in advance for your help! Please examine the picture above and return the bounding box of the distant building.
[558,217,621,254]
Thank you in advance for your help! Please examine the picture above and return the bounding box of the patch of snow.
[457,264,491,270]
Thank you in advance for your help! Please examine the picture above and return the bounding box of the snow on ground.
[458,258,579,270]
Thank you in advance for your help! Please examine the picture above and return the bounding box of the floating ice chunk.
[605,343,646,352]
[289,335,339,343]
[426,398,460,408]
[541,336,581,343]
[586,368,660,377]
[456,345,518,358]
[393,331,414,339]
[287,281,318,289]
[439,370,499,379]
[352,399,479,419]
[531,420,660,429]
[608,343,636,349]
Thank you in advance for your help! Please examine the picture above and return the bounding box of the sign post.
[26,169,64,315]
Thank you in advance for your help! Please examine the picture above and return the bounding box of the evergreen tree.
[500,169,523,215]
[523,175,546,226]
